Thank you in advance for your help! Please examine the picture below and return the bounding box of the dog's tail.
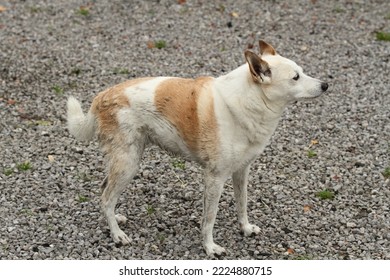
[67,96,96,141]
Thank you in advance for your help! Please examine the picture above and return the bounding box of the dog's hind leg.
[101,136,144,245]
[232,164,261,236]
[100,175,127,223]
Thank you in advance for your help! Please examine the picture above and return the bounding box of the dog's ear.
[245,50,271,84]
[259,40,276,56]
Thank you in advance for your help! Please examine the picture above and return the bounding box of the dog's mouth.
[297,91,324,101]
[310,92,324,98]
[310,87,328,98]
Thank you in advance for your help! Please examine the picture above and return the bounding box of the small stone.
[142,170,150,178]
[184,191,193,200]
[347,222,356,228]
[42,163,51,170]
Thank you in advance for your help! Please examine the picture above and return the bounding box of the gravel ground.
[0,0,389,260]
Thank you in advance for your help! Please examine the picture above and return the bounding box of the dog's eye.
[293,73,300,81]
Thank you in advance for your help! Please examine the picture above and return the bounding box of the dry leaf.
[48,155,55,162]
[7,99,16,105]
[231,12,239,18]
[287,248,295,254]
[177,0,186,4]
[332,174,341,180]
[147,40,155,49]
[308,139,319,148]
[80,3,94,10]
[303,205,311,212]
[0,6,7,12]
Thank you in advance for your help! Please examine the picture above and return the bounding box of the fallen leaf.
[303,205,311,212]
[7,99,16,105]
[80,3,94,10]
[0,6,7,12]
[147,40,155,49]
[231,12,239,18]
[332,174,341,180]
[48,155,55,162]
[308,139,319,148]
[287,248,295,254]
[177,0,186,4]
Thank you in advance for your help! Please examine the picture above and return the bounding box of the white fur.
[67,97,96,141]
[66,41,328,256]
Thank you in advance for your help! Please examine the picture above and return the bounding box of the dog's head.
[244,40,328,104]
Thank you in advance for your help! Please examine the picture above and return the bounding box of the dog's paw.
[115,214,127,224]
[204,243,226,256]
[242,224,261,236]
[112,229,131,245]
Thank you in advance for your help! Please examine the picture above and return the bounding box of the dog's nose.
[321,82,329,92]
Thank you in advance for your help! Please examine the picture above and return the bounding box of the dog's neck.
[214,64,286,143]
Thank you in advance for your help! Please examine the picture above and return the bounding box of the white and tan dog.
[67,40,328,256]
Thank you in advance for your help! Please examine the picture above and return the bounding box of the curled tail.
[67,96,96,141]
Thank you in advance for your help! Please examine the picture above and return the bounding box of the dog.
[67,40,328,256]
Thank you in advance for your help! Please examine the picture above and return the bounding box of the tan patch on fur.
[198,93,219,163]
[92,78,151,139]
[154,77,217,156]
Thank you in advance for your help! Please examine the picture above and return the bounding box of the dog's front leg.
[202,171,227,256]
[232,165,261,236]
